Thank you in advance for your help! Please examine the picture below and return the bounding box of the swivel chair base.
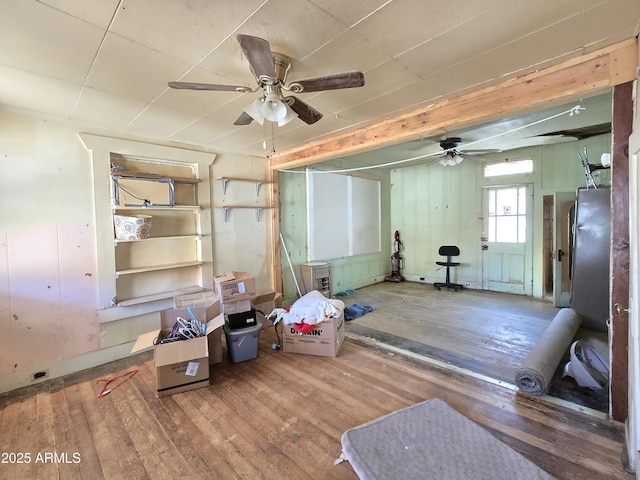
[433,281,463,292]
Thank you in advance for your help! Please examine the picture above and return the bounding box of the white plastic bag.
[562,340,609,389]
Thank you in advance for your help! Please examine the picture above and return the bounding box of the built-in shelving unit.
[110,157,206,307]
[81,134,215,322]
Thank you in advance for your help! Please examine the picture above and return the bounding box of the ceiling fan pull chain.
[262,120,267,150]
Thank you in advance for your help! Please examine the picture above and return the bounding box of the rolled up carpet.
[515,308,582,396]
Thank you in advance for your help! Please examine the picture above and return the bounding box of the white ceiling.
[1,0,638,162]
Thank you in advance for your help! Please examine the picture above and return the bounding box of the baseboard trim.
[0,342,139,395]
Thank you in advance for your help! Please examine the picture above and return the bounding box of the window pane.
[486,186,527,244]
[518,216,527,243]
[488,190,496,215]
[496,188,517,216]
[518,187,527,215]
[484,159,534,177]
[496,216,518,242]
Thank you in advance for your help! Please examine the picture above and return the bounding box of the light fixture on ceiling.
[243,85,297,126]
[168,35,365,127]
[438,153,464,167]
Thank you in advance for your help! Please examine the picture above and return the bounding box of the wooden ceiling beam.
[270,38,637,171]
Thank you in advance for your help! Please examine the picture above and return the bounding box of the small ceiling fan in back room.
[434,137,502,166]
[168,34,365,127]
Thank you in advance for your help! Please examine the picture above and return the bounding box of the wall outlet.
[419,277,425,281]
[31,370,49,382]
[464,282,471,287]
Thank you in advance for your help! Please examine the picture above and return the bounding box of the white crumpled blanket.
[278,290,344,326]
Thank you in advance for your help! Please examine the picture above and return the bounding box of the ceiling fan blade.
[287,97,323,125]
[460,148,502,154]
[289,71,365,93]
[233,111,254,126]
[168,81,252,92]
[236,34,277,80]
[459,152,486,162]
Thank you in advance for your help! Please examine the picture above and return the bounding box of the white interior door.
[626,128,640,472]
[553,191,575,307]
[481,185,533,295]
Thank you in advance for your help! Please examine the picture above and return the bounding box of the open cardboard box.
[282,313,345,357]
[131,304,224,398]
[174,291,224,366]
[252,291,282,325]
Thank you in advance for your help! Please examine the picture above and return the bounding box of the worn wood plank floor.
[340,281,609,412]
[0,322,631,480]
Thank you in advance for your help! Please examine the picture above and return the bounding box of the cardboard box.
[222,299,252,315]
[253,291,282,317]
[282,314,345,357]
[173,292,223,365]
[174,290,219,308]
[214,272,257,303]
[131,306,225,397]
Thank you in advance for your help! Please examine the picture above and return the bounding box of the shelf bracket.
[221,178,230,194]
[223,207,231,222]
[255,182,263,197]
[256,207,263,222]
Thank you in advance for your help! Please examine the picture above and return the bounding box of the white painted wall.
[210,152,275,292]
[0,111,100,379]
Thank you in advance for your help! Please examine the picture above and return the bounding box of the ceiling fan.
[168,34,365,127]
[434,137,502,166]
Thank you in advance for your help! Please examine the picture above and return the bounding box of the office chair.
[434,246,463,292]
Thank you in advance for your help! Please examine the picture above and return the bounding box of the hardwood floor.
[340,281,610,412]
[0,320,631,479]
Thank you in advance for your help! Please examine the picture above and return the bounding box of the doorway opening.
[542,192,575,307]
[543,196,553,300]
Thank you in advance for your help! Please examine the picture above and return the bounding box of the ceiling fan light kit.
[438,153,465,167]
[434,137,502,166]
[168,34,365,127]
[244,88,297,126]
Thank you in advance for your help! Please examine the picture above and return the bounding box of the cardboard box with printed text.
[282,313,345,357]
[214,272,257,303]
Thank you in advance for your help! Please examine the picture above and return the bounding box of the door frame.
[551,192,575,307]
[481,184,534,295]
[625,127,639,471]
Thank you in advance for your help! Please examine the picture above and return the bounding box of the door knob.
[614,303,630,315]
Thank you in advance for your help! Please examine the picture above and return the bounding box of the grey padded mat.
[339,398,554,480]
